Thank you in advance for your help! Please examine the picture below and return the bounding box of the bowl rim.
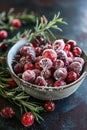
[7,38,87,91]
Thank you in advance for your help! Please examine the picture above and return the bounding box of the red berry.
[54,68,67,80]
[69,62,82,73]
[35,47,42,56]
[41,69,51,79]
[32,42,38,48]
[54,80,66,87]
[53,39,65,52]
[64,44,71,51]
[0,30,8,38]
[66,51,74,58]
[41,16,47,24]
[44,101,55,111]
[21,112,34,127]
[73,57,84,66]
[39,57,53,69]
[35,62,42,70]
[22,70,36,82]
[24,62,34,71]
[6,78,17,88]
[33,69,41,77]
[66,40,77,48]
[0,42,8,51]
[67,57,73,65]
[12,19,21,27]
[0,107,15,118]
[66,71,78,83]
[36,36,44,43]
[46,78,54,86]
[35,76,47,86]
[72,47,82,56]
[43,44,52,50]
[14,63,23,74]
[43,49,57,62]
[54,59,64,70]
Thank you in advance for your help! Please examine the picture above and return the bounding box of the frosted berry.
[39,57,53,69]
[0,30,8,38]
[66,40,77,48]
[44,101,55,111]
[35,76,47,86]
[43,44,52,50]
[54,80,66,87]
[12,19,21,27]
[72,47,82,56]
[66,51,74,58]
[14,63,23,74]
[21,112,34,127]
[73,57,84,66]
[35,62,42,70]
[22,70,36,82]
[54,59,64,70]
[64,43,71,51]
[66,71,78,83]
[46,79,54,86]
[67,57,73,65]
[41,69,51,79]
[53,39,65,52]
[42,49,57,62]
[0,107,15,118]
[54,68,67,80]
[0,42,8,51]
[24,62,34,71]
[69,62,82,73]
[33,69,41,77]
[35,47,42,56]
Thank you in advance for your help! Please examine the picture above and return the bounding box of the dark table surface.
[0,0,87,130]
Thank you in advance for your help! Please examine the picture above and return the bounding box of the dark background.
[0,0,87,130]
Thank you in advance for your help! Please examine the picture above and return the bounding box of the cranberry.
[19,56,27,66]
[35,62,42,70]
[6,78,17,88]
[32,42,39,48]
[14,54,21,61]
[66,40,77,48]
[22,70,36,82]
[54,80,66,87]
[39,57,53,69]
[0,30,8,39]
[44,101,55,111]
[14,63,23,74]
[42,49,57,62]
[36,56,43,62]
[0,42,8,51]
[36,36,44,44]
[73,57,84,66]
[21,112,34,127]
[72,47,82,56]
[46,79,54,86]
[33,69,41,77]
[66,71,78,83]
[0,107,15,118]
[67,57,73,65]
[66,51,74,58]
[69,62,82,73]
[24,62,34,71]
[54,68,67,80]
[12,19,21,27]
[53,39,65,51]
[54,59,64,70]
[41,69,51,79]
[35,76,47,86]
[64,44,71,51]
[43,44,52,50]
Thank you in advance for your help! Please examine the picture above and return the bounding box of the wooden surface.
[0,0,87,130]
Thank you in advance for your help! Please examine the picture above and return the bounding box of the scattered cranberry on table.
[12,36,84,87]
[12,19,21,27]
[44,101,55,111]
[0,30,8,39]
[0,107,15,118]
[0,42,8,51]
[21,112,34,127]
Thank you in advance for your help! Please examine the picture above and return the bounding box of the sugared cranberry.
[19,56,28,66]
[6,78,17,88]
[69,62,82,73]
[0,42,8,51]
[35,62,42,70]
[42,49,57,62]
[73,57,84,66]
[39,57,53,69]
[36,56,43,62]
[66,71,78,83]
[72,47,82,56]
[33,69,41,77]
[66,40,77,48]
[66,51,74,58]
[44,101,55,111]
[32,42,39,48]
[64,44,71,51]
[35,47,42,56]
[21,112,34,127]
[41,69,51,79]
[54,59,64,70]
[14,63,23,74]
[54,68,67,80]
[24,62,34,71]
[12,19,21,27]
[54,80,66,87]
[67,57,73,65]
[46,79,54,86]
[22,70,36,82]
[35,76,47,86]
[0,30,8,39]
[53,39,65,52]
[0,107,15,118]
[43,44,52,50]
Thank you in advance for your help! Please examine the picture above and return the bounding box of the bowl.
[7,38,87,100]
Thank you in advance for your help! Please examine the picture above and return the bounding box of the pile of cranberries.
[12,36,85,87]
